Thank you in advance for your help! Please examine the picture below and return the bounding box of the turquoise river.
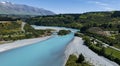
[0,32,75,66]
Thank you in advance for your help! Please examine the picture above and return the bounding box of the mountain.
[0,1,55,15]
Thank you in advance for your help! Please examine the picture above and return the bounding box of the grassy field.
[105,47,120,59]
[91,44,120,59]
[89,43,120,65]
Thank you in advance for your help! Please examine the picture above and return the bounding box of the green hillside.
[26,11,120,30]
[0,21,51,42]
[26,11,120,49]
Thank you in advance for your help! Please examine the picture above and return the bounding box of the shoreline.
[64,37,119,66]
[0,36,52,52]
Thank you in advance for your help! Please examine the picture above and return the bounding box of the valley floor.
[0,34,119,66]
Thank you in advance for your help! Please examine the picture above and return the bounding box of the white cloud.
[103,7,114,11]
[93,2,108,6]
[88,1,108,6]
[88,1,114,11]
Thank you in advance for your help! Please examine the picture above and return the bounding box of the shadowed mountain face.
[0,2,55,15]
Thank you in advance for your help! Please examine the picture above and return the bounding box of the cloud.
[88,1,114,11]
[103,7,114,11]
[88,1,108,6]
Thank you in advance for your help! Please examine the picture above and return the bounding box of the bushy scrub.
[58,30,71,35]
[66,54,91,66]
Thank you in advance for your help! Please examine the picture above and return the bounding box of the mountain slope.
[0,2,55,15]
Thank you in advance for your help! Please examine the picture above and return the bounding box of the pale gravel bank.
[64,37,119,66]
[0,36,51,52]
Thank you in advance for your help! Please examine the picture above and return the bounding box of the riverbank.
[0,36,51,52]
[64,37,119,66]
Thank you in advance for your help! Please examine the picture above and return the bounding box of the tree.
[58,30,71,35]
[100,47,105,55]
[119,29,120,33]
[76,54,85,63]
[83,36,91,46]
[109,42,113,46]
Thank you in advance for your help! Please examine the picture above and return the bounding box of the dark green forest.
[26,11,120,30]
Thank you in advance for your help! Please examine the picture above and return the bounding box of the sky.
[0,0,120,14]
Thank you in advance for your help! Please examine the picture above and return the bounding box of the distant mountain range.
[0,1,55,15]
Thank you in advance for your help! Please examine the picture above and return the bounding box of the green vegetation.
[0,21,21,34]
[76,54,85,63]
[58,30,71,35]
[81,34,120,65]
[26,11,120,48]
[0,21,51,42]
[66,54,91,66]
[26,11,120,31]
[0,14,33,21]
[26,14,83,29]
[23,24,51,38]
[84,32,120,48]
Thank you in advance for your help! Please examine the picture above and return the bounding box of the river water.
[0,31,75,66]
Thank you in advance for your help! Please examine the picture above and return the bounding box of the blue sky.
[0,0,120,14]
